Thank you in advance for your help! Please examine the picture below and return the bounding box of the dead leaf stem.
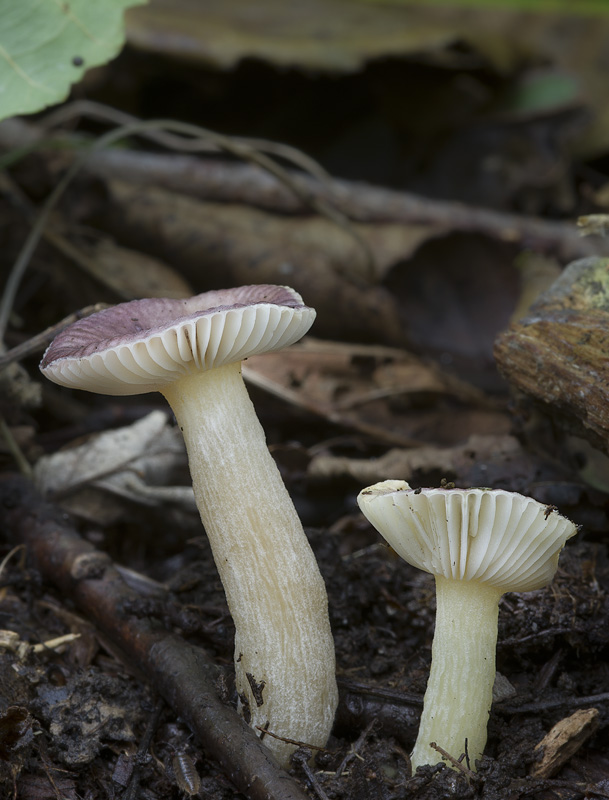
[40,99,334,186]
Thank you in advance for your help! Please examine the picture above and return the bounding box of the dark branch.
[0,474,311,800]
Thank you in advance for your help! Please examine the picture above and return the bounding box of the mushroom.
[357,480,577,771]
[40,284,337,766]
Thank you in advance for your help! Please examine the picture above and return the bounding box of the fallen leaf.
[33,411,195,520]
[86,179,440,344]
[244,338,510,447]
[34,411,171,496]
[307,433,521,484]
[125,0,609,156]
[45,231,194,300]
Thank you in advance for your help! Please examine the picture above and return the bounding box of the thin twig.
[499,692,609,715]
[122,697,165,800]
[0,117,604,290]
[290,750,332,800]
[335,718,378,779]
[0,120,148,340]
[0,169,134,301]
[338,678,423,707]
[253,727,328,752]
[0,115,373,337]
[0,416,32,477]
[429,741,477,781]
[40,99,334,187]
[0,544,25,578]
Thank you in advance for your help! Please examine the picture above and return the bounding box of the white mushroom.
[41,284,337,767]
[357,480,577,771]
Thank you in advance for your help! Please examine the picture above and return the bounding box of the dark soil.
[1,425,609,798]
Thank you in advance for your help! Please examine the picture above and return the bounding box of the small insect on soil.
[172,752,201,796]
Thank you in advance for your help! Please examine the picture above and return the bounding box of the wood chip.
[529,707,600,778]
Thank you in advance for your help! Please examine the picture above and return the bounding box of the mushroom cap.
[40,285,315,395]
[357,481,577,592]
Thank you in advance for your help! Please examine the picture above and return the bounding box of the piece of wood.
[494,256,609,453]
[1,117,606,262]
[529,707,600,778]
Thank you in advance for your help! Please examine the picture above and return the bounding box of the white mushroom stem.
[162,361,337,767]
[411,575,503,770]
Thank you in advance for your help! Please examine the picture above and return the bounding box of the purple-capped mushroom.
[41,285,337,766]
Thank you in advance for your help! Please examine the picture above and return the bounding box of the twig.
[122,697,164,800]
[0,474,312,800]
[40,99,334,187]
[0,120,146,341]
[0,168,135,302]
[429,741,478,781]
[499,692,609,715]
[254,726,327,751]
[38,757,69,800]
[36,109,376,278]
[335,718,378,779]
[30,633,81,654]
[498,626,573,648]
[0,416,32,477]
[1,118,600,264]
[290,750,331,800]
[509,776,598,800]
[338,678,422,707]
[0,117,373,336]
[0,543,25,578]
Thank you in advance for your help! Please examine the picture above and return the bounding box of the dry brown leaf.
[44,229,194,300]
[125,0,609,156]
[307,433,520,483]
[87,180,442,344]
[33,411,194,523]
[78,238,194,300]
[244,338,510,447]
[34,411,170,497]
[125,0,457,72]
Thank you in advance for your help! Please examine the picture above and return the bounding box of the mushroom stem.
[411,575,502,770]
[162,362,337,767]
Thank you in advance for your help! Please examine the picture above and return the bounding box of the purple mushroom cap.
[41,285,315,395]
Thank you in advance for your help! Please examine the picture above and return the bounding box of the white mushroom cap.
[357,481,577,592]
[40,285,315,396]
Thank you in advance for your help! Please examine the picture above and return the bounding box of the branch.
[82,151,603,263]
[0,474,311,800]
[0,117,604,265]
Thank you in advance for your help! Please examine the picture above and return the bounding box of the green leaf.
[0,0,146,122]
